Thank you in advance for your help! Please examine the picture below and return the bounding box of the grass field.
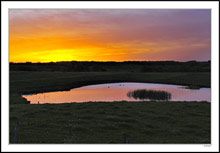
[9,71,211,143]
[10,101,210,144]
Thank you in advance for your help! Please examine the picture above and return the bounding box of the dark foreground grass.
[10,101,210,144]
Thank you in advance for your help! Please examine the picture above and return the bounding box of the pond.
[22,82,211,104]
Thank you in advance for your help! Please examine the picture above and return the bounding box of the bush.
[127,89,171,101]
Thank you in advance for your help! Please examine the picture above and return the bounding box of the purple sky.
[10,9,211,62]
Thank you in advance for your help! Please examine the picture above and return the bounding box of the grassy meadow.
[9,61,211,144]
[10,102,210,144]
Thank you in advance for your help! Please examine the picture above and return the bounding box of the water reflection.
[127,89,171,101]
[22,82,211,104]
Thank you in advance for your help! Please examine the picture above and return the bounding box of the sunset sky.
[9,9,211,62]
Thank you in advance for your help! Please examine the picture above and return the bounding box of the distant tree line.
[9,60,211,72]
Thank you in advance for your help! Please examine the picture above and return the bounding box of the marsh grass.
[127,89,171,101]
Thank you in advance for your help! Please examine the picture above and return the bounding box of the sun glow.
[9,9,211,62]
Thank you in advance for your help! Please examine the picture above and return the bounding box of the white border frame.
[1,1,219,152]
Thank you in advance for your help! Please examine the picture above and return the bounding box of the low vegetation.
[10,60,210,72]
[10,101,210,144]
[127,89,171,101]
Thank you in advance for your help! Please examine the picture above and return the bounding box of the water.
[22,82,211,104]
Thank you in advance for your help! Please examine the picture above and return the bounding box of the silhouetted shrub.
[127,89,171,101]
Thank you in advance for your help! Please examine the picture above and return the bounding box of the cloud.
[9,9,211,62]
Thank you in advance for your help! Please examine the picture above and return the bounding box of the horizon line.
[9,60,211,64]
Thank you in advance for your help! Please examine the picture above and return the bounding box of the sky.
[9,9,211,62]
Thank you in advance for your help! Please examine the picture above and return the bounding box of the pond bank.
[10,71,210,104]
[23,82,211,104]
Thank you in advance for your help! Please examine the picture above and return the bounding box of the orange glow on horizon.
[9,9,211,62]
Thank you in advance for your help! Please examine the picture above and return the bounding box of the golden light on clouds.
[9,9,211,62]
